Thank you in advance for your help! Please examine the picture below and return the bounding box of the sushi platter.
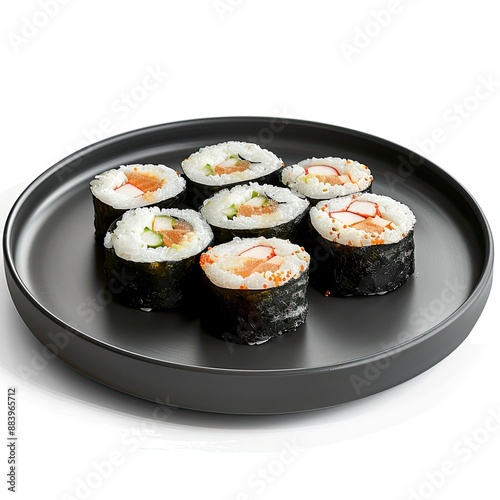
[3,117,493,414]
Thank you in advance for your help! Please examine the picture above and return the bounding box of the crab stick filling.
[305,165,351,185]
[232,245,283,278]
[329,200,393,235]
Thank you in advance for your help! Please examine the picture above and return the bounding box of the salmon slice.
[233,258,264,278]
[158,220,193,247]
[233,245,279,278]
[238,201,279,217]
[126,171,164,193]
[159,230,189,246]
[252,256,284,275]
[214,158,250,175]
[351,218,385,234]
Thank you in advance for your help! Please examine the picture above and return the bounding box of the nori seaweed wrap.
[90,164,186,242]
[199,237,310,344]
[307,193,416,296]
[200,182,309,244]
[181,141,284,208]
[103,207,213,309]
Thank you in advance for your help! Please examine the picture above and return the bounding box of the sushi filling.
[206,154,254,176]
[200,237,310,290]
[221,191,279,220]
[182,142,283,186]
[329,200,393,237]
[201,183,309,229]
[141,215,195,248]
[304,164,351,186]
[90,164,186,210]
[311,193,416,247]
[230,245,284,280]
[281,157,372,199]
[115,170,165,202]
[104,207,213,263]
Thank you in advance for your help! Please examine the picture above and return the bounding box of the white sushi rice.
[90,164,186,209]
[200,183,309,229]
[201,237,310,290]
[310,193,416,247]
[104,207,213,262]
[281,157,372,199]
[181,141,283,186]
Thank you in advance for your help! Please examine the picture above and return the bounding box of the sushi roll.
[281,157,373,203]
[103,207,213,309]
[200,182,309,244]
[199,237,310,344]
[181,141,283,208]
[308,193,416,296]
[90,164,186,241]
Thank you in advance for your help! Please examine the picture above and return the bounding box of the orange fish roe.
[239,285,248,290]
[263,284,267,289]
[199,253,214,268]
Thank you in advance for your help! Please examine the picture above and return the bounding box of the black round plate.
[3,117,493,414]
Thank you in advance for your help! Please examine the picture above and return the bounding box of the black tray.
[3,117,493,414]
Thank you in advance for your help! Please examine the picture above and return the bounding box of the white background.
[1,1,499,499]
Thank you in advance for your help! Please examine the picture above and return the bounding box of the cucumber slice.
[200,163,214,176]
[153,215,176,232]
[221,204,238,220]
[141,227,164,248]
